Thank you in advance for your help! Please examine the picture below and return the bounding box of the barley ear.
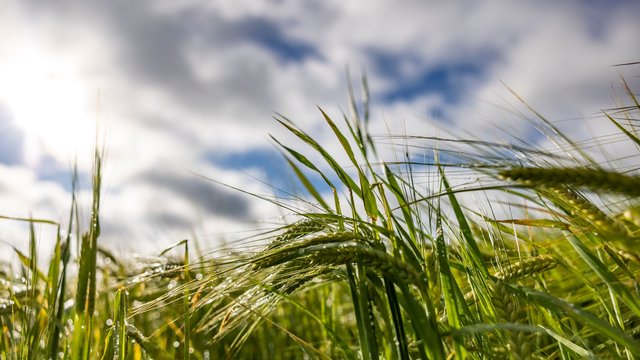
[500,167,640,197]
[271,219,326,246]
[493,255,557,282]
[492,281,532,360]
[546,186,628,235]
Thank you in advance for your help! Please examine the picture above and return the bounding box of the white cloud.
[0,0,638,258]
[0,164,72,264]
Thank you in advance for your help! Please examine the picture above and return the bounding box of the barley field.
[1,73,640,359]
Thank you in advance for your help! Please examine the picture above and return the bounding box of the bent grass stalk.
[490,255,557,359]
[500,167,640,197]
[544,186,628,235]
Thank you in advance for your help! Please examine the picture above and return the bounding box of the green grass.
[2,70,640,359]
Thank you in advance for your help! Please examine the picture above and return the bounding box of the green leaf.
[439,166,488,277]
[493,218,570,229]
[359,171,378,221]
[567,233,640,318]
[275,118,361,195]
[285,156,331,211]
[435,207,468,359]
[509,282,640,357]
[320,108,357,167]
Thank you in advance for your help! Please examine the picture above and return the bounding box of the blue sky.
[0,0,639,255]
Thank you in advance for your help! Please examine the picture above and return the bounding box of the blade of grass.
[565,232,640,318]
[282,154,331,211]
[435,205,468,359]
[438,166,488,277]
[72,149,102,360]
[116,289,127,360]
[183,240,191,360]
[508,282,640,357]
[275,117,361,194]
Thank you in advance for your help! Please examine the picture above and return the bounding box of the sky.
[0,0,639,260]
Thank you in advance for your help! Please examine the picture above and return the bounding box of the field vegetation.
[1,71,640,359]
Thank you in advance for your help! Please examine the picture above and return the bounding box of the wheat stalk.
[489,255,557,359]
[546,186,628,235]
[270,219,326,246]
[493,255,557,282]
[500,167,640,197]
[491,281,533,360]
[253,231,365,269]
[301,243,427,289]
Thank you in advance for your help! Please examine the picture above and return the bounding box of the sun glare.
[0,43,96,166]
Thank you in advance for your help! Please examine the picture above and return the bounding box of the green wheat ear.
[489,256,556,359]
[493,255,557,282]
[545,186,628,235]
[271,218,326,245]
[491,281,532,360]
[500,167,640,197]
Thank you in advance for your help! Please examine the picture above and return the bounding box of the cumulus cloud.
[0,0,638,257]
[134,169,252,219]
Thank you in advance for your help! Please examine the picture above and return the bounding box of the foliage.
[1,71,640,359]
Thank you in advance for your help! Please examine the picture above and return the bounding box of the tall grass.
[1,69,640,359]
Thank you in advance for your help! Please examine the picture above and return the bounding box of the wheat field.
[1,71,640,359]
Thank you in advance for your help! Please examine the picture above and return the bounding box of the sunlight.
[0,42,96,166]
